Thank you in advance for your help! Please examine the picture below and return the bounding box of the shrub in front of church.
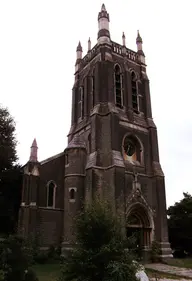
[58,199,139,281]
[151,240,161,263]
[24,269,39,281]
[32,245,61,264]
[0,270,5,281]
[22,233,49,264]
[23,233,61,264]
[0,235,38,281]
[46,245,62,262]
[22,233,42,265]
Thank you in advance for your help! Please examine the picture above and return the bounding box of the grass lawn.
[32,263,61,281]
[34,264,179,281]
[33,259,192,281]
[164,258,192,269]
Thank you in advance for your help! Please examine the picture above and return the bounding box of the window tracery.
[131,71,138,112]
[114,64,123,108]
[123,135,142,164]
[78,86,84,119]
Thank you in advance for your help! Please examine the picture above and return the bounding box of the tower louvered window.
[78,87,84,119]
[114,64,123,108]
[91,76,95,108]
[131,71,138,112]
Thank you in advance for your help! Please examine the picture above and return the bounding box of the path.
[150,279,189,281]
[145,263,192,279]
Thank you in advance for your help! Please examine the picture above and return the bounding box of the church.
[18,4,172,260]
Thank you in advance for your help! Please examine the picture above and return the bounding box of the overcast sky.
[0,0,191,207]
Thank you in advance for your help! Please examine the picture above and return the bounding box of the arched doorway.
[126,204,152,252]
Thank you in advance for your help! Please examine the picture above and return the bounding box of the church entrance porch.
[126,204,152,260]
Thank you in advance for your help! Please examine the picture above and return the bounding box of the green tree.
[0,105,22,235]
[167,192,192,256]
[0,106,18,171]
[0,235,38,281]
[59,199,140,281]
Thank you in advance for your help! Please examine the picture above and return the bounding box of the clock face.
[124,141,135,156]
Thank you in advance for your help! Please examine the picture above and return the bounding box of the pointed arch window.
[87,134,91,154]
[114,64,123,108]
[69,187,77,202]
[70,189,75,200]
[91,75,95,108]
[65,153,69,166]
[47,181,56,208]
[131,71,139,112]
[78,87,84,119]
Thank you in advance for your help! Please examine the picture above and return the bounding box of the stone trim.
[65,173,86,178]
[119,121,148,133]
[112,150,125,167]
[125,171,149,177]
[159,254,173,258]
[40,152,65,165]
[29,202,36,206]
[38,207,64,211]
[86,164,117,171]
[69,187,77,192]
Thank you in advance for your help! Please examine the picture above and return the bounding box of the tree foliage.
[59,199,140,281]
[0,106,17,173]
[0,235,38,281]
[0,105,22,235]
[167,192,192,256]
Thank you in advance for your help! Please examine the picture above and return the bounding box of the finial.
[101,3,106,11]
[122,32,126,46]
[29,138,38,162]
[88,37,91,52]
[136,30,145,59]
[97,3,110,43]
[76,41,82,52]
[136,30,143,44]
[32,138,37,147]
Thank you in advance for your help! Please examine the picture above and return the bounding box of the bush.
[0,235,38,281]
[151,240,161,263]
[59,199,139,281]
[0,270,5,281]
[23,234,40,265]
[172,248,187,258]
[24,269,39,281]
[47,245,62,262]
[33,252,49,264]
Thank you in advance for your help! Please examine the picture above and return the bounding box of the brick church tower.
[18,4,172,260]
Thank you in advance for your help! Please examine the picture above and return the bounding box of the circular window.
[124,140,135,157]
[123,135,142,163]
